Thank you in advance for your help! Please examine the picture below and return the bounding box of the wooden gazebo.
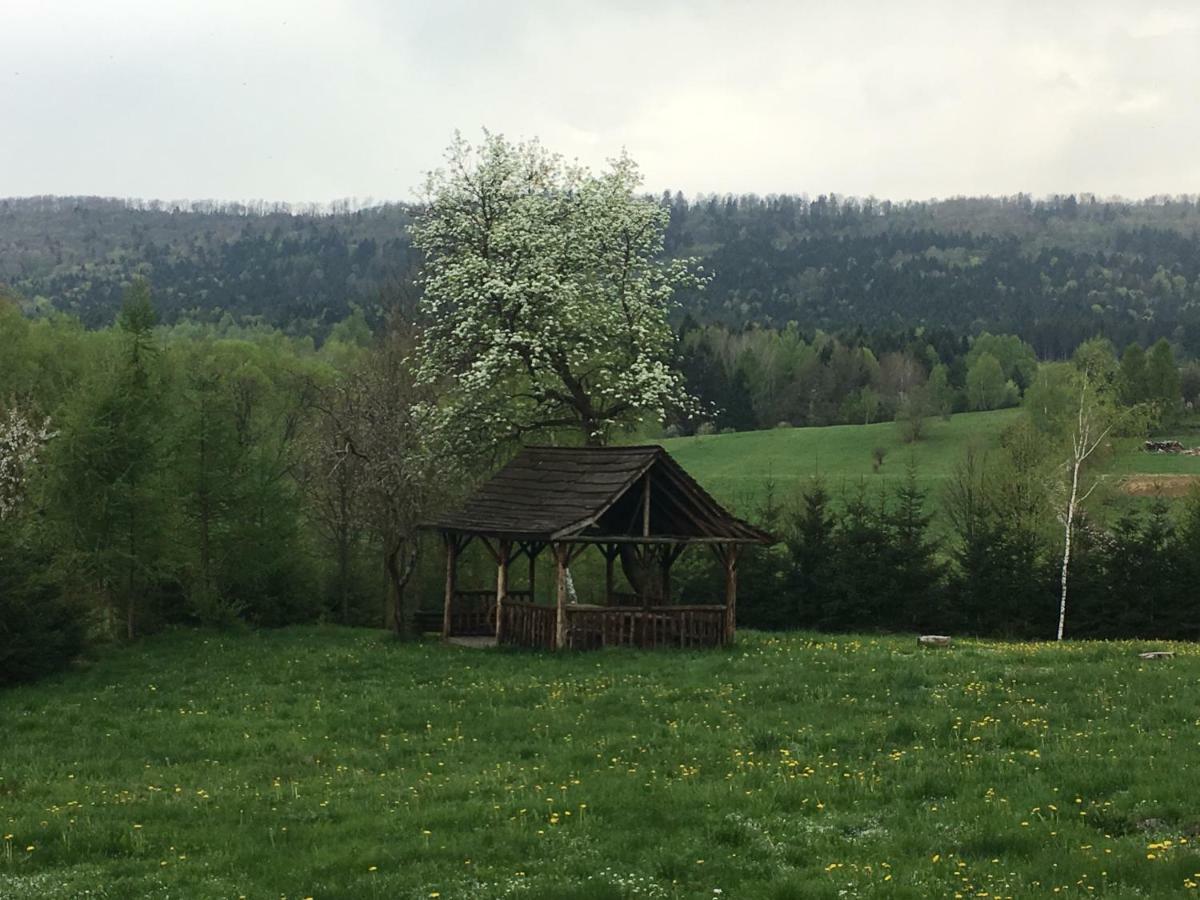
[423,445,774,650]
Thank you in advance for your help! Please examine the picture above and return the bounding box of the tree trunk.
[384,540,413,639]
[1057,457,1081,641]
[619,545,664,604]
[127,472,138,641]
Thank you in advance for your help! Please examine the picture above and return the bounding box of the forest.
[5,193,1200,355]
[4,278,1198,687]
[5,155,1200,685]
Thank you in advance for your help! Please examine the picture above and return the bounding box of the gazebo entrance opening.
[424,446,774,650]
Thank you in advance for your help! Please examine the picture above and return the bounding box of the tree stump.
[918,635,952,647]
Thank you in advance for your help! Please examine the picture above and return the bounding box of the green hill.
[660,408,1200,516]
[4,627,1200,898]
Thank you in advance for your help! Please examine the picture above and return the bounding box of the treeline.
[680,451,1200,642]
[6,193,1200,352]
[0,287,436,685]
[3,285,1198,685]
[675,323,1194,433]
[0,196,416,332]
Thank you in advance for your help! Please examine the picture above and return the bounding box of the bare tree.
[314,319,464,636]
[300,407,368,623]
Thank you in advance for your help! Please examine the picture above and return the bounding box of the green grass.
[660,410,1200,512]
[5,627,1200,898]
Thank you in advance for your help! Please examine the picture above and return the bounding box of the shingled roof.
[424,445,774,544]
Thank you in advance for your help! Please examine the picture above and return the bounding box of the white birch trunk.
[1057,458,1080,641]
[1057,375,1113,642]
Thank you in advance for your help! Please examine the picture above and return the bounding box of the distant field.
[4,628,1200,898]
[660,409,1200,514]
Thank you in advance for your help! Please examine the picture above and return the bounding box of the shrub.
[0,537,85,685]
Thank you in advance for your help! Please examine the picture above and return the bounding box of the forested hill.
[4,193,1200,355]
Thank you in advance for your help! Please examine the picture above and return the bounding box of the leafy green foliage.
[0,524,84,686]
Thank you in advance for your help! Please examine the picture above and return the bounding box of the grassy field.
[5,628,1200,898]
[660,409,1200,514]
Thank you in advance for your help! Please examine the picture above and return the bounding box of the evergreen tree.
[889,466,944,630]
[1145,339,1181,423]
[1117,342,1149,406]
[48,279,172,639]
[784,480,835,627]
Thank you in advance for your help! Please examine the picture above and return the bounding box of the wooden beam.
[553,543,568,650]
[441,533,459,640]
[642,473,651,536]
[478,535,500,564]
[722,544,739,645]
[495,538,511,642]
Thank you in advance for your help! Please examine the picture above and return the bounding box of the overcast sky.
[2,0,1198,203]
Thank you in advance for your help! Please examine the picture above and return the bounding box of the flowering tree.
[0,405,55,521]
[411,132,701,446]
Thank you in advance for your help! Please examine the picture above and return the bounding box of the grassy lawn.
[4,628,1200,898]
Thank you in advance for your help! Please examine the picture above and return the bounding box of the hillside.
[4,194,1200,353]
[661,408,1200,514]
[3,627,1200,898]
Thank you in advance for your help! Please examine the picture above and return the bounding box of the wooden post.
[441,534,459,640]
[528,546,537,600]
[722,544,739,645]
[642,474,651,536]
[495,538,511,642]
[554,544,568,650]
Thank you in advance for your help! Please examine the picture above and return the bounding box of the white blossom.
[411,132,703,444]
[0,405,56,520]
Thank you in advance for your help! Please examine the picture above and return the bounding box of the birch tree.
[411,132,702,446]
[1053,371,1148,640]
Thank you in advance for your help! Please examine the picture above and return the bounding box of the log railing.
[566,605,726,650]
[499,600,556,650]
[497,603,726,650]
[448,589,533,636]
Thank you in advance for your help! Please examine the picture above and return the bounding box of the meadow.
[662,409,1200,515]
[4,628,1200,898]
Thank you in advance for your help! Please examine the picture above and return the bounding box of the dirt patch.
[1120,475,1200,497]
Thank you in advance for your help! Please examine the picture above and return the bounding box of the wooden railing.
[499,601,556,650]
[498,603,726,650]
[566,605,726,650]
[448,590,533,636]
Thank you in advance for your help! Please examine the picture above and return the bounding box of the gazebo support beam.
[553,543,568,650]
[495,538,512,642]
[719,543,739,644]
[441,533,459,640]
